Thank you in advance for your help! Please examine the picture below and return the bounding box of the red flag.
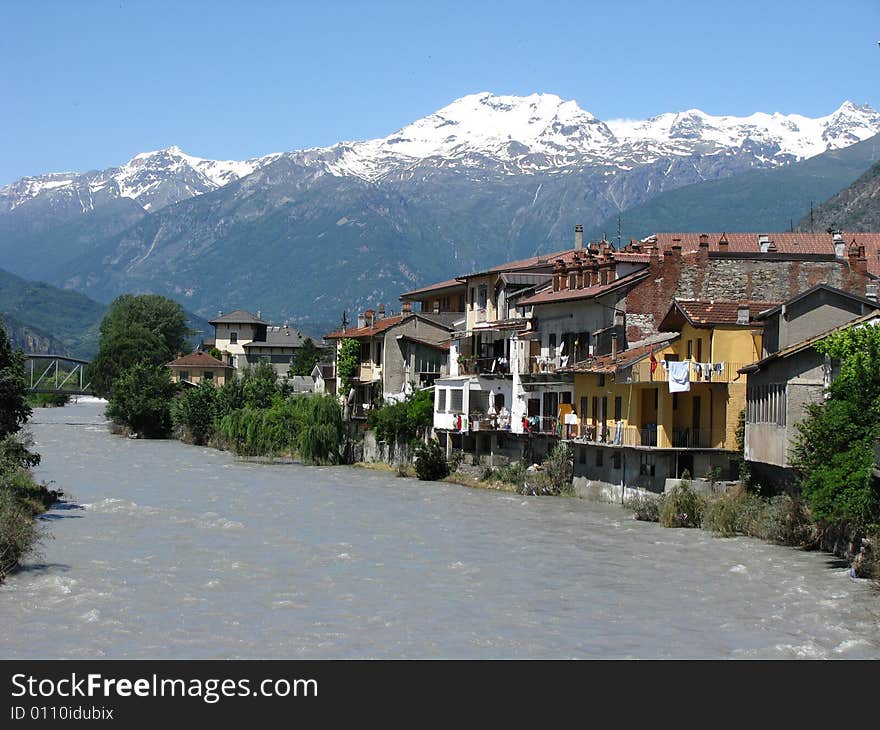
[650,348,657,374]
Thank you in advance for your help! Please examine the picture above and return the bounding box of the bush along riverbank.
[0,322,61,583]
[623,472,879,585]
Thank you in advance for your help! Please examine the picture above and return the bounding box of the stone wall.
[623,248,871,340]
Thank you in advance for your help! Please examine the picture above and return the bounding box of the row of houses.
[165,309,336,394]
[327,227,880,493]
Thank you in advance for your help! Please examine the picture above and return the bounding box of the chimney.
[833,231,846,258]
[256,310,262,320]
[866,283,878,302]
[614,310,625,328]
[218,310,223,317]
[377,303,385,320]
[737,305,750,325]
[574,224,584,250]
[719,233,729,251]
[698,233,709,248]
[401,301,412,314]
[671,237,682,255]
[357,313,366,329]
[365,309,376,327]
[610,332,618,362]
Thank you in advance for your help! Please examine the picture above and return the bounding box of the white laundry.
[668,360,691,393]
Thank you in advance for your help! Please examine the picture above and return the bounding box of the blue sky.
[2,0,879,183]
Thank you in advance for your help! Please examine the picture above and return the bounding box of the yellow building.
[569,300,769,490]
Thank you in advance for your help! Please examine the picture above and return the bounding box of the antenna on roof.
[810,201,814,233]
[617,214,621,250]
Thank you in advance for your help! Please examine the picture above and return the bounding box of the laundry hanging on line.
[667,360,691,392]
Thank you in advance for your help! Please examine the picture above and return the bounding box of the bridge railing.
[24,354,93,395]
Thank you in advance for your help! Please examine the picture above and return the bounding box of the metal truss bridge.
[24,354,93,396]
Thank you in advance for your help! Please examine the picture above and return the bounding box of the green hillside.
[0,268,106,357]
[0,268,212,358]
[796,159,880,232]
[589,133,880,243]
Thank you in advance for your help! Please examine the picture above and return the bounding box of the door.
[692,395,702,447]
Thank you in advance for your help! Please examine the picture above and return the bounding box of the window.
[614,396,622,421]
[477,285,488,310]
[179,370,189,381]
[494,393,505,410]
[578,446,586,465]
[696,338,703,362]
[598,374,605,387]
[437,389,447,413]
[450,389,463,413]
[746,384,787,426]
[561,392,572,405]
[549,333,557,353]
[203,371,213,380]
[375,341,383,367]
[612,451,622,470]
[360,342,370,361]
[596,449,604,467]
[640,453,656,476]
[580,396,588,421]
[230,331,238,344]
[686,340,693,359]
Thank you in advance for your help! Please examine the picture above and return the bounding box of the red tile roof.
[671,299,781,327]
[640,232,880,274]
[324,313,406,340]
[167,351,232,369]
[518,269,649,306]
[564,336,680,374]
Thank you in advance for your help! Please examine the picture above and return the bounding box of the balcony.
[568,422,729,449]
[628,360,748,384]
[458,356,511,376]
[358,363,381,382]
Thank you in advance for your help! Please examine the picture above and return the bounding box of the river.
[0,400,878,658]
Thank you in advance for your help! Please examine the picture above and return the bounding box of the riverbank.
[353,460,519,493]
[0,454,61,583]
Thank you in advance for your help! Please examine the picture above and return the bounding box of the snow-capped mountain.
[0,145,281,215]
[317,93,880,180]
[4,93,878,212]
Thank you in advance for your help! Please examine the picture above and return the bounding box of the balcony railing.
[358,364,381,382]
[568,422,728,449]
[529,355,572,374]
[628,360,749,384]
[458,357,511,375]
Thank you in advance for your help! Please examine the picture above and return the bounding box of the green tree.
[367,389,434,444]
[0,321,31,438]
[105,362,177,438]
[336,338,360,395]
[88,294,192,398]
[295,394,344,465]
[290,337,325,376]
[171,381,218,445]
[791,325,880,527]
[242,362,279,409]
[99,294,191,355]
